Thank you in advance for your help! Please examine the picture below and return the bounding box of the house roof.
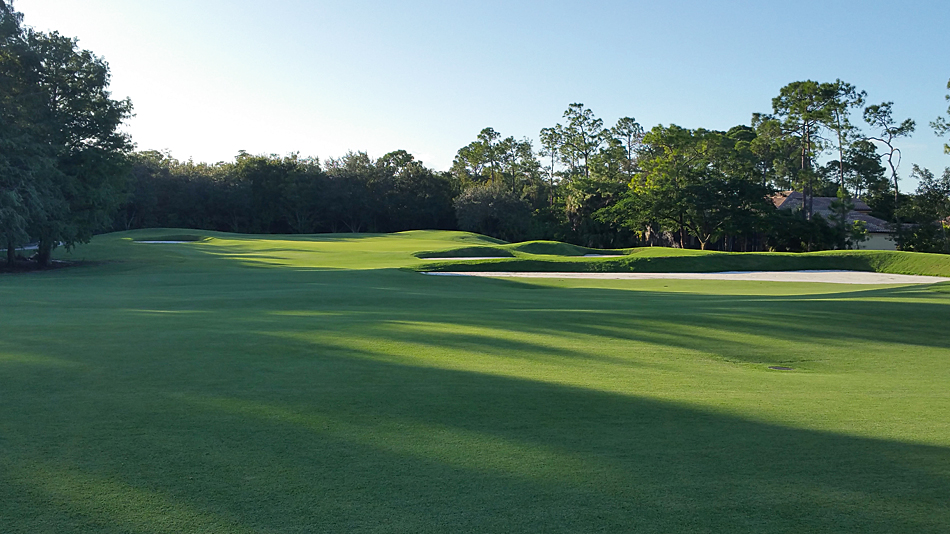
[773,191,891,233]
[772,191,871,213]
[847,211,892,233]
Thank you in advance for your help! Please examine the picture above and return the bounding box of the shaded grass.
[1,230,949,532]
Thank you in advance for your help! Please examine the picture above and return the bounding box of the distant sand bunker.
[424,257,511,261]
[425,254,624,260]
[423,270,950,285]
[135,241,193,244]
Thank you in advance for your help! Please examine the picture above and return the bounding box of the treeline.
[116,82,950,254]
[445,83,950,253]
[118,150,457,235]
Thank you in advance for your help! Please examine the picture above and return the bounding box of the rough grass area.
[2,229,949,533]
[419,245,950,277]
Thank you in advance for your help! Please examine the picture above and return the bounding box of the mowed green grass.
[416,241,950,276]
[2,229,949,533]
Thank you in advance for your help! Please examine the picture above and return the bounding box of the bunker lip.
[423,254,625,260]
[422,256,511,261]
[422,270,950,285]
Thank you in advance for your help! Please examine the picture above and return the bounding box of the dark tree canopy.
[1,0,133,266]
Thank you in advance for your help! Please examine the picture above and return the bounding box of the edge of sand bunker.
[423,270,950,285]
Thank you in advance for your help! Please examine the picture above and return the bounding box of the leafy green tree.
[555,103,605,180]
[324,151,377,232]
[278,155,323,234]
[454,182,531,242]
[538,127,561,186]
[763,210,840,252]
[624,125,771,250]
[769,80,837,219]
[22,28,134,265]
[825,80,866,192]
[840,139,887,199]
[0,1,56,265]
[612,117,643,180]
[863,102,915,209]
[749,114,799,190]
[932,78,950,154]
[451,128,504,185]
[376,150,457,231]
[896,165,950,253]
[451,128,545,207]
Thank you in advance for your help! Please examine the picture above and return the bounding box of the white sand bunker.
[424,270,950,285]
[135,241,194,244]
[425,254,624,260]
[424,257,511,261]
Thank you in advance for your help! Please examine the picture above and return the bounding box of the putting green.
[1,230,948,533]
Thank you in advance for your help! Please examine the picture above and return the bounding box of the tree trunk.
[6,240,14,267]
[36,239,53,267]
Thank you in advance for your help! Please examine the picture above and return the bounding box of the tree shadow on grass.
[3,267,950,532]
[2,350,948,533]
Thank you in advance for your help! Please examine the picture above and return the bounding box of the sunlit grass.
[0,229,948,532]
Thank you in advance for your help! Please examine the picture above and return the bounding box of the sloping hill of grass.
[419,246,950,277]
[414,245,515,259]
[133,233,208,242]
[55,230,950,278]
[506,240,625,256]
[414,239,627,259]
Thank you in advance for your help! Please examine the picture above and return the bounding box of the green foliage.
[0,1,55,261]
[561,173,636,248]
[25,30,134,264]
[450,128,542,193]
[897,165,950,253]
[0,2,133,266]
[864,101,916,206]
[619,125,773,250]
[453,182,532,242]
[762,210,841,252]
[120,150,457,235]
[932,78,950,154]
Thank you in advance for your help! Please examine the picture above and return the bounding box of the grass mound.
[506,240,624,256]
[415,239,628,261]
[420,247,950,277]
[414,246,514,259]
[133,233,207,242]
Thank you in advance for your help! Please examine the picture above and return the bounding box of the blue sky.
[14,0,950,183]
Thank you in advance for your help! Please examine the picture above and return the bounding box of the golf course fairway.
[2,230,949,533]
